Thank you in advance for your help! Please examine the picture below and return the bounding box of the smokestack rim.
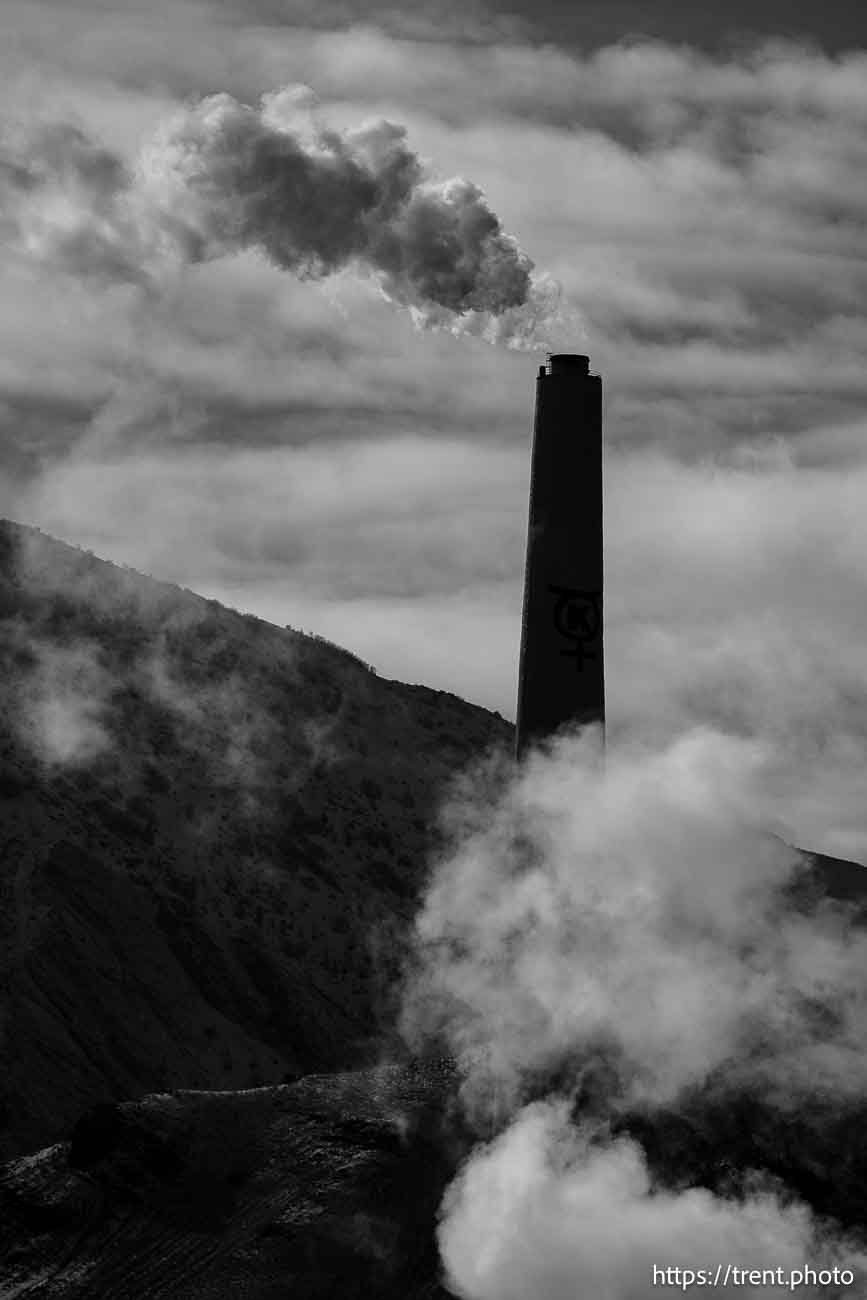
[546,353,591,377]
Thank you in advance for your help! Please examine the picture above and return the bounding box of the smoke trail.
[0,89,573,349]
[402,727,867,1297]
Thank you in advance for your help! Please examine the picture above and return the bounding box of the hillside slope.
[0,1063,461,1299]
[0,519,512,1160]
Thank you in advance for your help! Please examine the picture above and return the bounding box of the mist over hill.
[0,518,511,1162]
[3,519,867,1299]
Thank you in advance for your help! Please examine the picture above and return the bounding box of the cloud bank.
[3,22,867,838]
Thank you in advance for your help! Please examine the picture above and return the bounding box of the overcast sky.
[2,0,867,852]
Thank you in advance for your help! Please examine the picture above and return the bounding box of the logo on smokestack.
[548,585,601,671]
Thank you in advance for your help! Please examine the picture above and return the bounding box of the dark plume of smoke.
[0,88,574,348]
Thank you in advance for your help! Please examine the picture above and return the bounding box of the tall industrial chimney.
[515,353,604,760]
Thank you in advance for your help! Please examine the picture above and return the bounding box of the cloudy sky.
[2,0,867,853]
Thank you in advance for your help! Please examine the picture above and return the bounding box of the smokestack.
[515,353,604,760]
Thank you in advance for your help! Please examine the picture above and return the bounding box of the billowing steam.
[0,89,573,349]
[438,1104,842,1300]
[403,726,867,1297]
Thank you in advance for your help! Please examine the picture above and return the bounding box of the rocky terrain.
[0,1061,462,1299]
[0,519,511,1162]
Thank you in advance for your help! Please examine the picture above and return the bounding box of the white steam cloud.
[404,728,867,1115]
[439,1103,853,1300]
[403,726,867,1297]
[0,89,574,349]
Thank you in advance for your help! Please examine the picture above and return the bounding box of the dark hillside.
[0,519,512,1160]
[0,1063,462,1299]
